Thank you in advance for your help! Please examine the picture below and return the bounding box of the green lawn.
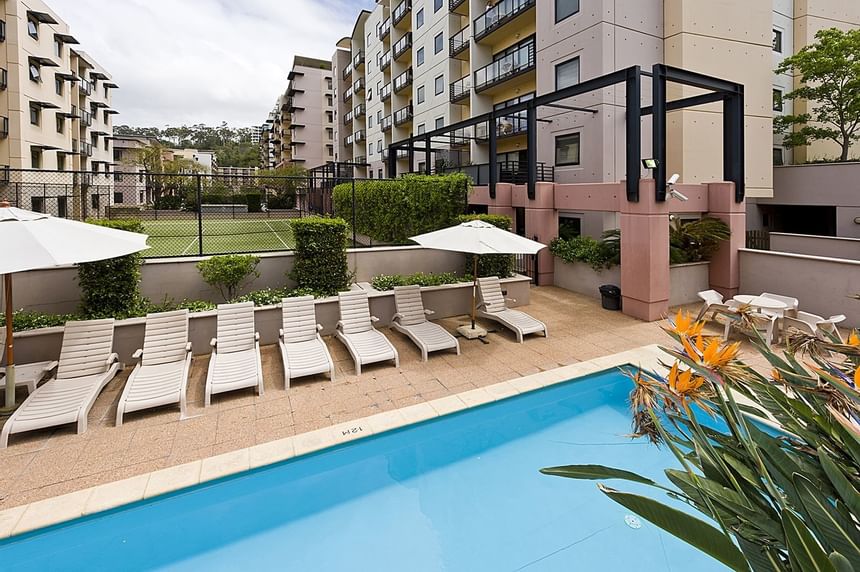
[141,218,296,257]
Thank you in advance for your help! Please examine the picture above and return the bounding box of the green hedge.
[78,219,145,319]
[332,173,470,243]
[371,272,462,291]
[550,233,620,271]
[456,214,514,278]
[289,217,351,296]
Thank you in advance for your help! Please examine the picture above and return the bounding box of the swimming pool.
[0,368,726,571]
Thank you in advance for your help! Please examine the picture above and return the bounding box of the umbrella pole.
[2,274,15,413]
[471,255,477,330]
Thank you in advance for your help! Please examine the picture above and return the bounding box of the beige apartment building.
[112,134,155,205]
[328,0,858,199]
[0,0,118,216]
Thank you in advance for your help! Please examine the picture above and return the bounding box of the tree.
[775,28,860,161]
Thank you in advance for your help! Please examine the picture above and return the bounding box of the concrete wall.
[10,246,466,314]
[739,248,860,327]
[10,276,532,366]
[669,262,710,306]
[770,233,860,260]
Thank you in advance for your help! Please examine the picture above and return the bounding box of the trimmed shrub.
[332,173,470,243]
[153,195,182,210]
[289,217,351,296]
[4,310,78,331]
[197,254,261,301]
[78,219,145,319]
[456,214,514,278]
[371,272,462,291]
[245,193,262,213]
[550,230,621,271]
[669,217,731,264]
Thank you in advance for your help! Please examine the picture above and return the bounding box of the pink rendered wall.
[707,182,744,297]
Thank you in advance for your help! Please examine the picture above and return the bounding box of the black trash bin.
[599,284,622,311]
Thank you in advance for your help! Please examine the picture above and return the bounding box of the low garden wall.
[769,233,860,260]
[12,246,466,314]
[553,258,708,306]
[11,276,532,366]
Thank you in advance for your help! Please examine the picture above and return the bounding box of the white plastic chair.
[476,276,547,343]
[783,311,847,342]
[335,290,399,375]
[695,290,732,322]
[205,302,264,406]
[279,296,334,388]
[0,326,58,395]
[391,285,460,361]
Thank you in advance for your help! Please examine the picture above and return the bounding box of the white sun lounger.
[391,285,459,361]
[476,276,547,343]
[279,296,334,388]
[205,302,264,406]
[0,326,58,394]
[1,319,119,448]
[116,310,192,426]
[336,290,399,375]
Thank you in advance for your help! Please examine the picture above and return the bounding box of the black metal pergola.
[386,64,745,203]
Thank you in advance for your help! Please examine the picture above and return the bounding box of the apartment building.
[170,148,216,172]
[249,125,261,145]
[283,56,335,168]
[112,134,155,205]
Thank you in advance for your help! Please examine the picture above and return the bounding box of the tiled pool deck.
[0,286,774,532]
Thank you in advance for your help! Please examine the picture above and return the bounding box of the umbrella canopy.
[0,204,149,410]
[0,206,149,274]
[409,219,545,255]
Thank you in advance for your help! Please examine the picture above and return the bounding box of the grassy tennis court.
[141,218,296,257]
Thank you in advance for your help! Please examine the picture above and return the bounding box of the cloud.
[49,0,373,128]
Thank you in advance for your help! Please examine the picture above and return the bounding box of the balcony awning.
[53,33,79,44]
[27,10,59,24]
[104,82,119,89]
[31,144,62,151]
[91,130,110,136]
[104,109,120,115]
[90,71,110,80]
[29,56,60,68]
[55,72,80,82]
[91,101,109,108]
[30,100,61,109]
[287,70,304,80]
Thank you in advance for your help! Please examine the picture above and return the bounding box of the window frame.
[29,105,40,126]
[555,0,581,24]
[434,74,444,96]
[555,132,581,166]
[417,84,425,104]
[416,46,425,66]
[772,29,783,53]
[555,56,580,90]
[434,32,443,54]
[416,8,424,28]
[27,18,38,39]
[772,88,783,112]
[434,0,443,12]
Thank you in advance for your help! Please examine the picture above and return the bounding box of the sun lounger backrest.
[338,291,372,334]
[57,319,115,379]
[393,285,427,326]
[282,296,318,343]
[216,302,256,353]
[142,310,189,365]
[478,276,506,313]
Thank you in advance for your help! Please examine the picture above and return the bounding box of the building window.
[369,171,374,179]
[57,196,67,217]
[418,161,426,173]
[417,47,424,66]
[378,168,383,179]
[113,192,124,204]
[29,105,40,126]
[772,29,783,53]
[29,63,41,82]
[328,145,333,157]
[103,110,110,124]
[434,32,443,54]
[326,94,333,106]
[377,110,382,122]
[55,77,63,96]
[556,0,580,23]
[31,196,45,213]
[54,38,62,58]
[434,74,444,95]
[435,117,444,130]
[773,147,784,166]
[57,153,66,170]
[326,77,333,90]
[416,8,424,28]
[326,127,333,140]
[27,18,38,39]
[104,138,109,151]
[30,148,42,168]
[434,0,442,12]
[417,85,425,104]
[91,194,100,212]
[417,123,425,135]
[104,84,109,98]
[56,114,64,133]
[772,88,783,112]
[555,56,580,90]
[555,133,581,166]
[558,216,582,240]
[376,140,382,153]
[326,111,333,123]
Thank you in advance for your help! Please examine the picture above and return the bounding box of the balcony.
[79,79,92,96]
[0,68,6,90]
[449,0,468,14]
[354,129,366,143]
[353,77,365,94]
[379,51,392,72]
[354,103,366,119]
[342,63,353,80]
[344,134,354,146]
[343,110,354,125]
[354,155,367,165]
[450,25,470,59]
[449,75,471,103]
[287,97,304,111]
[392,32,412,61]
[393,104,413,126]
[381,115,393,132]
[343,87,353,102]
[353,50,365,68]
[81,142,93,157]
[72,139,79,153]
[473,0,536,42]
[382,148,409,160]
[393,68,413,94]
[474,40,535,92]
[81,110,92,126]
[377,17,391,41]
[393,0,411,26]
[0,116,7,138]
[380,83,392,101]
[475,111,528,139]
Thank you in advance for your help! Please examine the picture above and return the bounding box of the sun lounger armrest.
[336,320,344,332]
[505,297,516,304]
[279,328,284,340]
[185,342,192,353]
[316,324,323,332]
[370,316,379,323]
[210,338,217,348]
[132,349,143,360]
[46,360,59,371]
[106,353,119,367]
[825,314,847,324]
[475,301,487,310]
[392,312,403,323]
[424,309,435,316]
[255,332,260,342]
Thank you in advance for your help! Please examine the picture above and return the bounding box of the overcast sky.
[50,0,373,129]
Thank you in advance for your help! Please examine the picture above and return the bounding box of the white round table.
[732,294,788,312]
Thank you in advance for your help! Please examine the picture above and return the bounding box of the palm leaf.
[819,448,860,516]
[783,509,838,572]
[539,464,657,486]
[794,474,860,568]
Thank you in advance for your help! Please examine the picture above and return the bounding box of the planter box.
[669,262,710,306]
[11,276,532,366]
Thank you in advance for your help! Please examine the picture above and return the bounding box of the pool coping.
[0,344,670,539]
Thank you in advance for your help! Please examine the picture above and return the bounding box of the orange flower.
[668,362,705,397]
[854,367,860,387]
[701,339,741,369]
[848,330,860,347]
[669,310,705,337]
[772,368,783,382]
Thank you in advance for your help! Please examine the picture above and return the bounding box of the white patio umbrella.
[0,202,149,410]
[410,220,545,339]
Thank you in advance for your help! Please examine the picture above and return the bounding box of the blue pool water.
[0,369,727,571]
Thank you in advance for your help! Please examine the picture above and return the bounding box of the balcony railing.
[381,115,393,131]
[449,0,467,12]
[343,87,353,102]
[0,116,7,139]
[354,155,367,165]
[354,129,366,143]
[393,104,413,126]
[353,77,365,94]
[382,148,409,160]
[0,68,6,90]
[81,110,92,126]
[380,83,391,101]
[473,0,536,42]
[449,75,471,103]
[344,134,354,146]
[393,0,411,26]
[379,51,392,71]
[450,25,469,58]
[393,32,412,60]
[343,110,353,125]
[475,111,528,139]
[342,63,353,80]
[353,50,365,68]
[474,40,535,92]
[393,68,413,93]
[354,103,366,118]
[79,79,92,96]
[82,142,93,157]
[431,161,554,185]
[378,17,391,40]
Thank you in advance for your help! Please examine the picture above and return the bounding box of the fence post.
[196,173,204,256]
[351,177,357,248]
